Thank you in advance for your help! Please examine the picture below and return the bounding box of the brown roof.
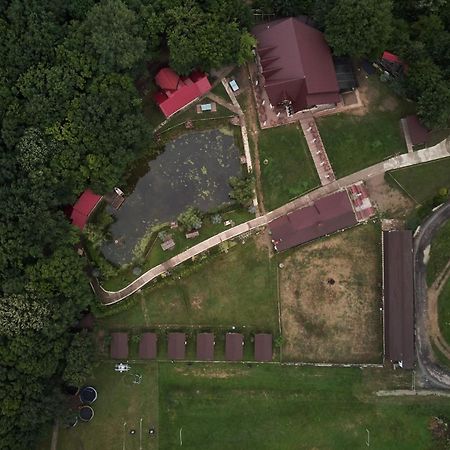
[196,333,214,361]
[254,334,273,361]
[406,115,429,147]
[253,17,340,112]
[225,333,244,361]
[269,190,357,252]
[168,332,186,360]
[383,231,415,369]
[110,332,128,359]
[139,333,157,359]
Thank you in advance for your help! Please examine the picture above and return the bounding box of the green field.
[158,364,450,450]
[258,124,320,210]
[318,77,412,178]
[439,279,450,346]
[427,220,450,285]
[58,363,159,450]
[100,237,278,332]
[386,157,450,204]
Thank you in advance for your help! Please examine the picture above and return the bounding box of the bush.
[178,206,203,231]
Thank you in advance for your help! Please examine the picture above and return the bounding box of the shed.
[196,333,215,361]
[254,334,273,361]
[110,332,129,359]
[70,189,103,230]
[405,115,429,147]
[139,333,157,359]
[225,333,244,361]
[185,231,199,239]
[161,239,175,251]
[383,230,415,369]
[168,332,186,360]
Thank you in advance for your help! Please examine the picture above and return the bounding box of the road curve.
[414,200,450,389]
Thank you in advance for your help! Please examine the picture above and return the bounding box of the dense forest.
[0,1,449,449]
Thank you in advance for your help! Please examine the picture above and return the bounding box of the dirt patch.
[175,366,248,378]
[191,296,204,310]
[279,224,382,363]
[365,173,415,218]
[379,96,399,112]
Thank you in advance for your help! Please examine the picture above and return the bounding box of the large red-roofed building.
[252,17,340,113]
[153,68,212,118]
[70,189,102,230]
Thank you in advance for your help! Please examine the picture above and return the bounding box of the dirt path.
[428,261,450,359]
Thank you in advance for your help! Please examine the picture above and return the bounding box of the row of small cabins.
[110,332,273,362]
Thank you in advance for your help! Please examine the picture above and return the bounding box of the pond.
[101,128,241,266]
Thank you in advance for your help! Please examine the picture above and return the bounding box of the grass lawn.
[100,236,278,333]
[100,209,254,292]
[258,124,320,210]
[427,219,450,285]
[386,157,450,204]
[58,362,159,450]
[278,222,382,363]
[211,82,230,101]
[438,279,450,346]
[318,76,413,178]
[158,363,450,450]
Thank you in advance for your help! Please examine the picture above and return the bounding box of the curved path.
[414,200,450,389]
[93,138,450,305]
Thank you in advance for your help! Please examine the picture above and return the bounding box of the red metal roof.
[154,68,212,118]
[110,332,129,359]
[225,333,244,361]
[254,334,272,361]
[196,333,214,361]
[253,18,340,111]
[383,231,415,369]
[382,51,401,64]
[269,190,357,252]
[155,67,180,90]
[406,115,429,147]
[168,332,186,360]
[70,189,102,230]
[139,333,157,359]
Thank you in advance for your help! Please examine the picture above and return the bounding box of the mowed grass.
[100,236,278,331]
[427,219,450,285]
[386,157,450,204]
[158,363,450,450]
[258,124,320,210]
[318,76,413,178]
[439,279,450,346]
[58,362,159,450]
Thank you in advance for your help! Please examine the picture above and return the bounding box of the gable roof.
[253,17,340,111]
[406,115,429,147]
[139,332,157,359]
[154,68,212,118]
[196,333,214,361]
[70,189,102,230]
[383,230,415,369]
[110,332,129,359]
[254,334,273,361]
[225,333,244,361]
[269,190,357,252]
[168,332,186,360]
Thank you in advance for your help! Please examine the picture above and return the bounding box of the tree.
[325,0,393,58]
[177,207,203,231]
[63,331,96,388]
[229,173,255,207]
[405,59,443,99]
[417,81,450,129]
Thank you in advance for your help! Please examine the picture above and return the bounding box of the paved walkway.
[400,118,414,153]
[205,92,241,115]
[94,138,450,305]
[299,116,336,185]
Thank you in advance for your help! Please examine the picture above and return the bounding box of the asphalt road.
[414,200,450,389]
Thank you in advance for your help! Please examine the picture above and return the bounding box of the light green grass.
[100,237,278,332]
[158,363,450,450]
[318,76,413,178]
[427,220,450,285]
[258,124,320,210]
[58,362,159,450]
[438,278,450,347]
[386,157,450,204]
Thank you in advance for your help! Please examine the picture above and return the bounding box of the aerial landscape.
[1,1,450,450]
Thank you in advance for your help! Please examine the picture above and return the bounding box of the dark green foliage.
[417,82,450,129]
[177,206,203,231]
[63,331,96,388]
[325,0,393,58]
[229,173,255,207]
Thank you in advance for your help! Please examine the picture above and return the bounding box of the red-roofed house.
[153,68,212,118]
[70,189,103,230]
[380,51,407,76]
[252,17,340,113]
